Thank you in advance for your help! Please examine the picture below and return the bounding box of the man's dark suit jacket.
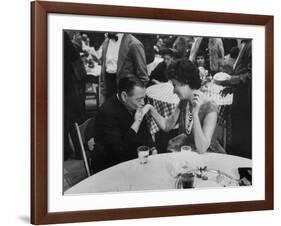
[92,96,153,173]
[63,32,87,159]
[147,61,169,87]
[230,40,252,159]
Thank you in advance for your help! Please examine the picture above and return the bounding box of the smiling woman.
[149,59,218,153]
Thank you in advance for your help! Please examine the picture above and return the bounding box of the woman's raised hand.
[192,91,205,114]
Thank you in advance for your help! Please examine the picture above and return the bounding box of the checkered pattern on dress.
[145,83,179,135]
[145,81,233,136]
[145,97,178,135]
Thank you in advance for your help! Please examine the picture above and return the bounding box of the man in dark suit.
[63,31,87,160]
[220,39,252,159]
[92,77,153,173]
[100,33,149,104]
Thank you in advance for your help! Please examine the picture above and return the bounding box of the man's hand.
[87,137,95,151]
[240,72,251,83]
[220,87,233,97]
[131,104,152,133]
[134,108,144,122]
[134,104,152,122]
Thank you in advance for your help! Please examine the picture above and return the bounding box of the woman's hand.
[142,104,153,115]
[192,91,205,115]
[134,104,152,122]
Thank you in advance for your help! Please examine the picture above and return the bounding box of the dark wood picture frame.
[31,0,274,224]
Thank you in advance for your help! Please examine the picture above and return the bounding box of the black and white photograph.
[28,1,274,224]
[63,30,252,194]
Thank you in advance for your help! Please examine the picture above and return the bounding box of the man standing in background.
[220,39,252,159]
[63,31,87,160]
[100,33,149,104]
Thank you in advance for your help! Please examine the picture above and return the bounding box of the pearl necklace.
[185,103,193,135]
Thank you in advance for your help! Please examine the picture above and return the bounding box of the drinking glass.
[137,146,150,164]
[181,145,192,152]
[181,172,195,188]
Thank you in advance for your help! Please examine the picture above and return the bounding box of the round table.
[64,152,251,194]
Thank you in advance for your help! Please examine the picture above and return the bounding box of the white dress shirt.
[105,33,124,74]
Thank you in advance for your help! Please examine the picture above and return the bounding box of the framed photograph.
[31,1,274,224]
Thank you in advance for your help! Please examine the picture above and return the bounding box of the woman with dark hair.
[147,59,218,153]
[189,37,224,76]
[195,50,209,82]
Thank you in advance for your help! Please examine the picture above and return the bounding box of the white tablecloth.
[65,152,251,194]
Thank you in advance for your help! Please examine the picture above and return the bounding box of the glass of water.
[137,146,150,164]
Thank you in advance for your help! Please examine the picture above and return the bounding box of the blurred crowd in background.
[63,30,251,164]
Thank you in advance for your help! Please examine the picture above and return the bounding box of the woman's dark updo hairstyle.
[168,59,201,89]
